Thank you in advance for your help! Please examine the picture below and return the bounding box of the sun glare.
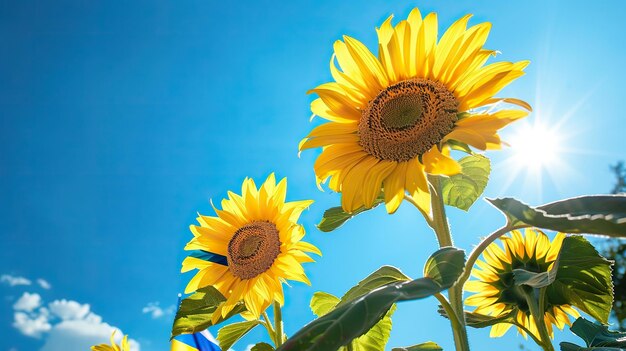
[494,116,576,199]
[508,122,561,172]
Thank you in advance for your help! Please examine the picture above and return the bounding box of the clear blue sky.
[1,1,625,350]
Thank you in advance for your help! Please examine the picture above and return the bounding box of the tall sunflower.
[182,174,320,320]
[465,229,580,339]
[300,8,530,214]
[91,331,130,351]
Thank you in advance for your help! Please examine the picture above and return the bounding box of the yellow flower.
[91,331,130,351]
[300,8,530,214]
[465,229,580,339]
[182,174,320,320]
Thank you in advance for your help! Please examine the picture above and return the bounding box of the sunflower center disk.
[227,221,281,280]
[358,78,459,162]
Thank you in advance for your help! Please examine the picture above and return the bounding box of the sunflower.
[465,229,580,339]
[299,8,530,214]
[91,331,130,351]
[182,174,320,320]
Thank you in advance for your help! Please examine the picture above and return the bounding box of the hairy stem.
[524,288,555,351]
[262,311,277,346]
[427,175,469,351]
[456,225,518,287]
[428,175,453,247]
[273,301,284,347]
[435,293,463,333]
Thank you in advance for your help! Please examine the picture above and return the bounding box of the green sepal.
[447,139,472,154]
[438,307,516,329]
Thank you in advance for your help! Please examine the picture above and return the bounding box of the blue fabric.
[171,331,220,351]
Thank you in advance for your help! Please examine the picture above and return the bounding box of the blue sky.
[1,1,625,350]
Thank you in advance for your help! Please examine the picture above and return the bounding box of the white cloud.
[141,302,175,319]
[48,299,90,320]
[37,279,52,290]
[1,274,32,287]
[8,293,141,351]
[41,315,140,351]
[13,292,42,312]
[244,345,255,351]
[13,310,52,338]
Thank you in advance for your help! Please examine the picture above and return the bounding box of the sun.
[507,121,561,172]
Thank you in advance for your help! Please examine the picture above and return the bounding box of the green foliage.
[309,269,402,351]
[310,292,341,317]
[441,154,490,211]
[509,236,613,322]
[602,161,626,331]
[311,291,397,351]
[338,266,410,307]
[392,342,443,350]
[217,320,262,351]
[171,286,246,338]
[560,317,626,350]
[350,304,396,351]
[251,343,276,351]
[276,248,465,351]
[488,195,626,236]
[545,236,614,323]
[423,247,466,286]
[317,195,385,232]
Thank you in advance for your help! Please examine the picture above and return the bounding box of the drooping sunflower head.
[91,331,130,351]
[465,229,580,339]
[300,7,530,214]
[182,174,320,320]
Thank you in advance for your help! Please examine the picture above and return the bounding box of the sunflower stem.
[457,224,520,287]
[427,174,470,351]
[262,311,277,346]
[523,288,554,351]
[273,301,284,347]
[427,175,453,247]
[435,293,463,332]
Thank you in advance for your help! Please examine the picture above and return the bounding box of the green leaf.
[392,341,443,350]
[487,195,626,236]
[338,266,411,307]
[251,342,275,351]
[217,320,262,351]
[171,286,246,338]
[441,154,490,211]
[276,248,465,351]
[423,247,466,287]
[317,196,384,232]
[559,317,626,350]
[310,269,403,351]
[546,236,613,323]
[350,304,397,351]
[310,292,340,317]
